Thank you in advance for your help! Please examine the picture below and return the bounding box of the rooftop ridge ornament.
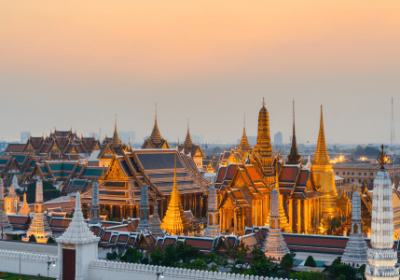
[377,144,387,170]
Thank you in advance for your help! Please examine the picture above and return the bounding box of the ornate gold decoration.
[160,156,190,235]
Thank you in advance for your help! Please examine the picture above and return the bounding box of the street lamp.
[156,272,164,280]
[47,257,56,280]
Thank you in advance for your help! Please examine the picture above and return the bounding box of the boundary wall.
[0,249,57,277]
[89,260,296,280]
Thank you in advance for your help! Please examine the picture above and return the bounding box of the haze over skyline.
[1,1,400,144]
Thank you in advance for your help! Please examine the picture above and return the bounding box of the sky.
[1,1,400,144]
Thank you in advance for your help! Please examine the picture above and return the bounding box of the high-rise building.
[274,132,283,146]
[20,131,30,143]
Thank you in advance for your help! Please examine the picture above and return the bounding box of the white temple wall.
[88,260,296,280]
[0,249,57,278]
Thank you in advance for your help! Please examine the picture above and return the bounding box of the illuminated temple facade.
[215,100,347,236]
[82,148,210,222]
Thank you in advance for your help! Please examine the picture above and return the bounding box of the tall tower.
[137,184,151,232]
[391,97,395,149]
[25,180,52,243]
[365,145,399,280]
[311,106,338,234]
[263,189,290,262]
[253,98,273,177]
[203,185,220,237]
[288,100,301,165]
[89,181,100,224]
[341,191,368,267]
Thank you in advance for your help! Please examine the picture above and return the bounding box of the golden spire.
[288,100,300,164]
[18,192,30,216]
[312,105,330,165]
[150,103,163,140]
[160,155,190,235]
[253,98,273,173]
[111,114,122,148]
[182,118,194,154]
[238,113,251,151]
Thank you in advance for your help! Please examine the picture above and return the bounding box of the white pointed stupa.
[365,146,399,280]
[56,192,100,280]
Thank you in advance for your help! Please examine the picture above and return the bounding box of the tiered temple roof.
[142,109,170,149]
[81,148,209,212]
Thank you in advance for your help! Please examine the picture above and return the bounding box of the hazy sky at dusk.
[1,1,400,144]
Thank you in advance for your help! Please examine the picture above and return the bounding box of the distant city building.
[20,132,30,143]
[274,131,283,146]
[247,136,256,146]
[118,131,135,144]
[333,163,400,186]
[191,135,203,144]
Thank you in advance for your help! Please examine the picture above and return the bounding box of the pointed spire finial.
[377,144,387,170]
[115,114,117,132]
[312,105,330,165]
[263,97,265,108]
[187,118,189,133]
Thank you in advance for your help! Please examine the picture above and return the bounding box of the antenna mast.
[391,97,395,149]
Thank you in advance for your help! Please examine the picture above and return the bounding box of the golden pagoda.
[252,98,274,179]
[142,105,170,149]
[160,156,190,235]
[311,105,338,234]
[18,192,30,216]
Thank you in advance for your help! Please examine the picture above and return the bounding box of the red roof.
[280,166,298,182]
[6,144,25,152]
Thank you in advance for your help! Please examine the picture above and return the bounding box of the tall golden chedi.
[253,98,274,179]
[311,106,338,234]
[160,156,190,235]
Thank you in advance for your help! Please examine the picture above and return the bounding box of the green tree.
[106,251,118,261]
[288,271,327,280]
[304,256,317,267]
[162,244,179,267]
[227,243,248,274]
[176,242,203,264]
[150,249,164,266]
[29,235,36,242]
[12,234,20,241]
[357,264,366,275]
[47,237,56,244]
[245,249,275,277]
[26,181,61,203]
[330,264,357,280]
[120,248,143,264]
[280,253,294,272]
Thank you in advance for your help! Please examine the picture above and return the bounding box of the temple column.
[305,200,309,234]
[129,206,133,218]
[296,200,301,233]
[110,205,113,219]
[289,199,293,231]
[136,206,139,218]
[234,209,238,234]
